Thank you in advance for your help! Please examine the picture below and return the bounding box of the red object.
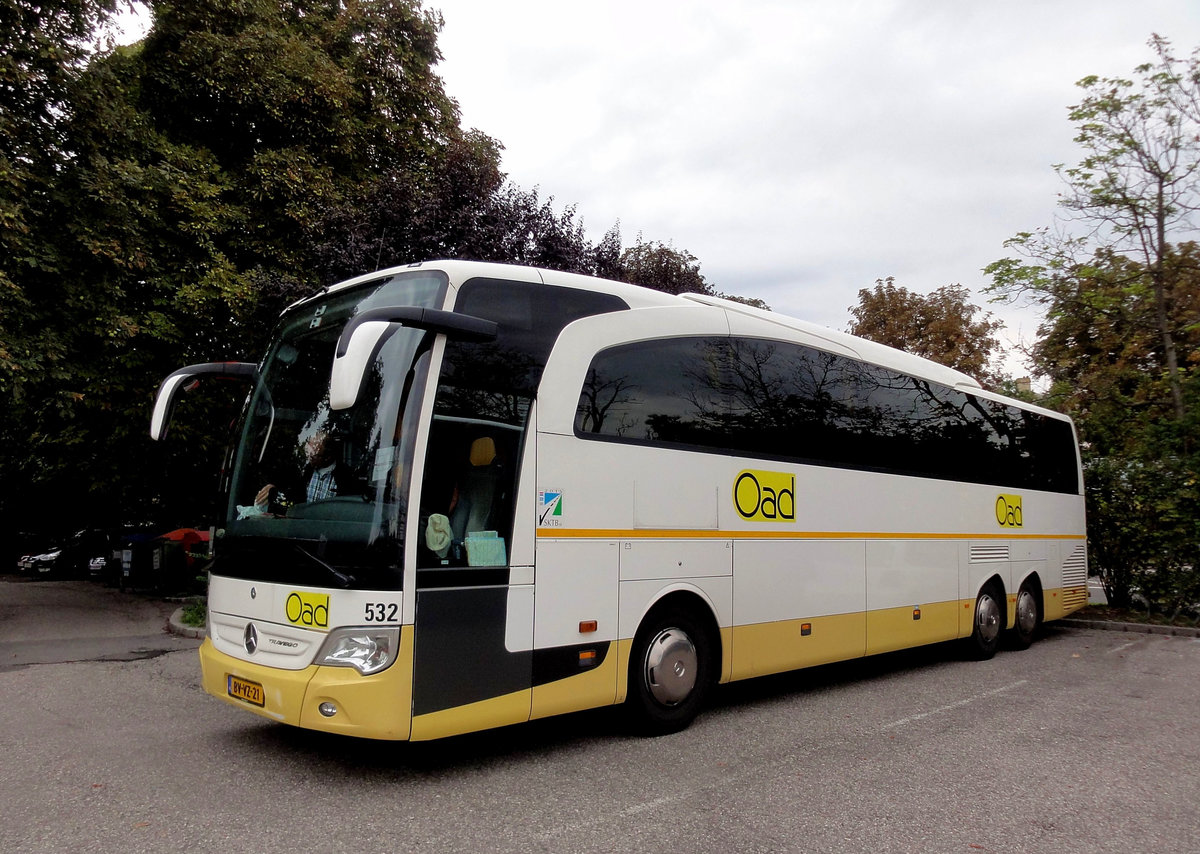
[156,528,211,565]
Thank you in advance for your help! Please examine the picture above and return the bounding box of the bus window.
[416,279,628,579]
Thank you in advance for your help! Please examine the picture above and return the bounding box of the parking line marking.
[881,680,1028,730]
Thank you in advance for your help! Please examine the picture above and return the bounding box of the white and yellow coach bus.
[151,260,1087,740]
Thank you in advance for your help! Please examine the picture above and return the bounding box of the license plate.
[227,674,265,707]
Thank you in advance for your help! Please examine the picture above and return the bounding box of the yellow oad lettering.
[995,494,1023,528]
[734,470,796,522]
[285,591,330,628]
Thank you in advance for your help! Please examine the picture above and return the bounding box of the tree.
[1006,245,1200,609]
[846,277,1006,387]
[1,0,467,539]
[1,0,118,402]
[987,34,1200,421]
[1,0,756,549]
[0,0,120,550]
[618,236,713,296]
[985,36,1200,612]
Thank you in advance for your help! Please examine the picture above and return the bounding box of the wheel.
[1009,581,1041,650]
[967,582,1004,660]
[626,606,714,736]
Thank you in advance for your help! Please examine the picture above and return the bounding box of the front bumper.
[198,628,415,740]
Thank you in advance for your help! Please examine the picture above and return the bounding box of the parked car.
[18,548,61,575]
[14,530,121,580]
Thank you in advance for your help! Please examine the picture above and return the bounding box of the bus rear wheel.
[967,582,1003,660]
[626,606,713,736]
[1009,581,1041,650]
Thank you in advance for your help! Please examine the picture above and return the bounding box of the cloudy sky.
[430,0,1200,374]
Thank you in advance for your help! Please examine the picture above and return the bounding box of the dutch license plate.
[227,674,265,707]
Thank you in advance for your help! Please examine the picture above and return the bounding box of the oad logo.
[995,494,1023,528]
[734,470,796,522]
[285,591,330,628]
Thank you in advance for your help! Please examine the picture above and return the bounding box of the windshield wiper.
[292,542,356,589]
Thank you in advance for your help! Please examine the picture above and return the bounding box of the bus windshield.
[216,271,448,591]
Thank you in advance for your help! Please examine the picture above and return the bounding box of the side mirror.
[329,307,497,410]
[150,362,257,440]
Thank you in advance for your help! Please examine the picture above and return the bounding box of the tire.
[967,582,1004,660]
[626,605,714,736]
[1008,580,1041,650]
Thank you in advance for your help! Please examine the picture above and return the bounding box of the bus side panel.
[1044,539,1089,621]
[864,540,960,655]
[531,539,620,719]
[731,540,866,680]
[409,586,532,739]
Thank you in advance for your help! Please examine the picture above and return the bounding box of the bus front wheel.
[968,582,1003,660]
[626,606,713,736]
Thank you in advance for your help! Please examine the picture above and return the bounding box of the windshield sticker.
[538,490,563,527]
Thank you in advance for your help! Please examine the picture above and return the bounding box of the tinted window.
[576,336,1078,494]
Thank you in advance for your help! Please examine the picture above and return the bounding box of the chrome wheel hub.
[643,627,697,706]
[976,594,1001,645]
[1017,589,1038,635]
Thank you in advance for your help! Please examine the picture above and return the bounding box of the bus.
[151,260,1087,741]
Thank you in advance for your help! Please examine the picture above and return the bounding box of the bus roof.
[318,259,1017,403]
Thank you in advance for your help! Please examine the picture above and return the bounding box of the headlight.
[315,627,400,675]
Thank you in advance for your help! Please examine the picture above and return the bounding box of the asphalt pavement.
[3,574,1200,852]
[0,576,201,672]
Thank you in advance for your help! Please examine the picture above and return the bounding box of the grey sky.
[433,0,1200,374]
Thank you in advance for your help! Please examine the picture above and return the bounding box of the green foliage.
[986,35,1200,613]
[2,0,740,550]
[2,0,465,541]
[996,244,1200,612]
[846,277,1006,388]
[180,599,207,627]
[618,236,713,296]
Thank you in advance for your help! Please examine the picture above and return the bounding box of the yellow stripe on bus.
[537,528,1086,541]
[410,688,532,741]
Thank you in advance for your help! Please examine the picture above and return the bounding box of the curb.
[168,607,207,640]
[1059,617,1200,638]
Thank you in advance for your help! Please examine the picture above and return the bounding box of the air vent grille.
[1062,544,1088,588]
[970,545,1009,563]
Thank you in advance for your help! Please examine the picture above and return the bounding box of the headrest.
[469,437,496,467]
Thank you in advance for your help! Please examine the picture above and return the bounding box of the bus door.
[408,416,533,741]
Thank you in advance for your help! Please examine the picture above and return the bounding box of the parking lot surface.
[0,577,198,672]
[1,579,1198,853]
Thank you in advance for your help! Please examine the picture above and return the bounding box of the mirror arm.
[335,307,497,359]
[151,361,257,440]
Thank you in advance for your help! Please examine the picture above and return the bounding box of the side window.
[575,336,1079,494]
[724,338,855,463]
[575,338,732,449]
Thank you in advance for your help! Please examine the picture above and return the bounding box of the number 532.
[364,602,399,622]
